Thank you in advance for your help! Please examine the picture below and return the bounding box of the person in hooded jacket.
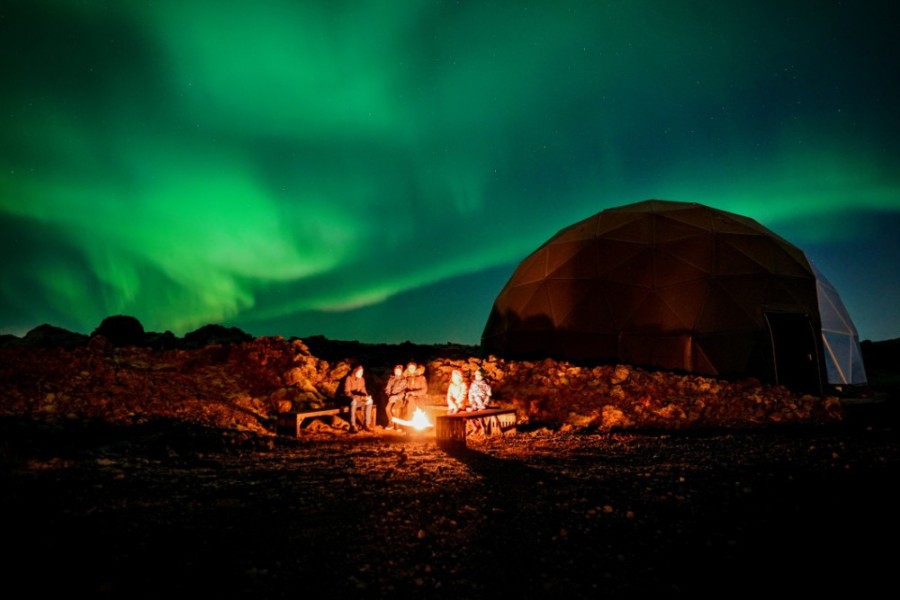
[467,369,492,411]
[384,364,407,430]
[446,369,467,414]
[403,362,428,418]
[342,364,374,432]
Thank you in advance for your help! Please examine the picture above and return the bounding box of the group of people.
[445,368,492,415]
[341,362,493,432]
[341,361,428,433]
[384,362,427,431]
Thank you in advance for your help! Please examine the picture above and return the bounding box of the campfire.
[391,408,433,431]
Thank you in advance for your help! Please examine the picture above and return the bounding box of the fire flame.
[392,408,433,431]
[410,408,431,429]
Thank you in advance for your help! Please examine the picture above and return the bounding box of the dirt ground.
[2,397,898,599]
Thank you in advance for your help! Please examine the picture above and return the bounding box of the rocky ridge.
[1,328,843,435]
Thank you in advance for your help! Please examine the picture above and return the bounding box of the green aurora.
[2,0,898,343]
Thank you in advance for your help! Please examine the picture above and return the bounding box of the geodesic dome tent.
[481,199,867,394]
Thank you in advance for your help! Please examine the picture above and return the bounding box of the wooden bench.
[435,408,518,448]
[276,406,351,437]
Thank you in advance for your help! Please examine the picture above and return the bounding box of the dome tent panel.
[693,276,765,335]
[709,209,773,236]
[597,213,655,243]
[546,239,599,279]
[811,262,868,386]
[626,291,695,332]
[498,328,556,359]
[713,234,787,275]
[605,283,654,332]
[593,209,648,238]
[618,332,695,373]
[656,233,714,277]
[712,229,811,279]
[652,211,711,244]
[593,237,649,278]
[652,245,709,287]
[512,246,551,285]
[551,218,599,243]
[822,332,867,386]
[659,202,718,230]
[603,246,657,288]
[760,274,820,313]
[516,283,555,326]
[659,279,710,331]
[694,330,767,378]
[550,279,613,332]
[552,330,619,363]
[482,281,548,347]
[499,279,542,307]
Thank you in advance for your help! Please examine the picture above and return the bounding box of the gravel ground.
[2,398,898,599]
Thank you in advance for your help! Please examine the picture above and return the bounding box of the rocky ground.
[2,332,898,598]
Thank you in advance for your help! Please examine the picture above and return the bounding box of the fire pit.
[391,407,435,432]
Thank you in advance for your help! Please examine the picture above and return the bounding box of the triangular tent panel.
[482,199,867,393]
[812,263,867,385]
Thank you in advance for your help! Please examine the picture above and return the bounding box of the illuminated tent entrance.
[481,200,867,395]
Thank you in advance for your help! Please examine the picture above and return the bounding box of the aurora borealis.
[2,1,898,344]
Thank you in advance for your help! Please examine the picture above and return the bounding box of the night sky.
[2,1,898,345]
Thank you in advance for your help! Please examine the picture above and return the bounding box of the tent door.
[764,312,823,395]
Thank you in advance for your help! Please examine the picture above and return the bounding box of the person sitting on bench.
[403,362,428,418]
[342,364,374,433]
[467,369,492,411]
[446,369,467,415]
[384,364,407,430]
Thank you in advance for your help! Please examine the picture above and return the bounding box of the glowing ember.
[392,408,433,431]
